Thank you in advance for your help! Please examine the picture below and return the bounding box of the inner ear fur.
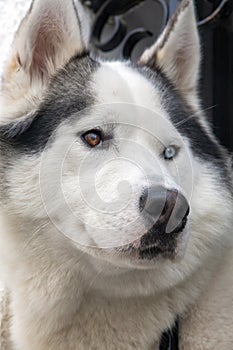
[0,0,89,123]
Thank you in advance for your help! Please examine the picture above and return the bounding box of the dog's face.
[37,66,192,262]
[0,0,232,291]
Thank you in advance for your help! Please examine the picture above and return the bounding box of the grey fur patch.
[0,55,99,153]
[134,64,232,187]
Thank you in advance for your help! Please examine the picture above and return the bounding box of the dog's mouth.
[119,213,189,261]
[139,244,174,260]
[139,213,188,260]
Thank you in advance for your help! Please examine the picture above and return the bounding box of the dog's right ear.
[1,0,87,121]
[6,0,86,81]
[139,0,200,105]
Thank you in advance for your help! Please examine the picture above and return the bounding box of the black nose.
[139,186,189,235]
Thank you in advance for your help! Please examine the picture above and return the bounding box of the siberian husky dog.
[0,0,232,349]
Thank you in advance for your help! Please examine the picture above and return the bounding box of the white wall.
[0,0,31,77]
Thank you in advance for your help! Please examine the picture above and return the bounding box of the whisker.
[174,104,217,128]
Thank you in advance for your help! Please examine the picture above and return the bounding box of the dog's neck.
[0,212,219,350]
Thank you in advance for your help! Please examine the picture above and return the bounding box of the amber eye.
[82,130,102,148]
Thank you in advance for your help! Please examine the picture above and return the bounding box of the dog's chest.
[68,296,163,350]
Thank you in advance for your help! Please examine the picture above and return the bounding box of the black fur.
[0,55,98,153]
[135,64,231,182]
[0,113,36,139]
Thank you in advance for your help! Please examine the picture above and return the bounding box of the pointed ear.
[11,0,86,80]
[139,0,200,100]
[1,0,87,121]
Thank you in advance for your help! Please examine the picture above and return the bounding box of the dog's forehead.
[93,61,162,111]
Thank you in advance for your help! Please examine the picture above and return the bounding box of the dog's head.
[0,0,232,291]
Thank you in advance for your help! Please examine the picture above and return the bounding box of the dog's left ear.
[139,0,200,102]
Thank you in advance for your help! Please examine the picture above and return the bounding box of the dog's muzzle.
[139,186,190,259]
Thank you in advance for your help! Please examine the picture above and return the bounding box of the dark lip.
[138,224,188,260]
[118,236,179,261]
[139,244,176,260]
[138,211,189,260]
[139,245,164,260]
[116,219,188,261]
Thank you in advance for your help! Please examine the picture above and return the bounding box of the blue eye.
[163,146,178,160]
